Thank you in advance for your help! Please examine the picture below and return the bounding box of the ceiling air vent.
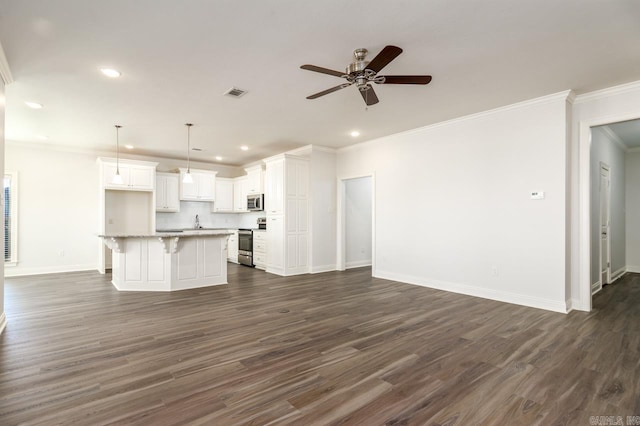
[223,87,247,98]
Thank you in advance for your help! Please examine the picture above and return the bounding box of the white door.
[600,165,611,285]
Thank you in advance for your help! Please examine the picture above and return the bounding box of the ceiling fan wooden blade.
[379,75,432,85]
[360,86,379,106]
[366,45,403,73]
[306,83,352,99]
[300,64,345,78]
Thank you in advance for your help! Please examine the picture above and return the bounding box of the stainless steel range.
[238,229,254,267]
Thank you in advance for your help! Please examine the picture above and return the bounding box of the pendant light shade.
[183,123,194,183]
[112,125,124,184]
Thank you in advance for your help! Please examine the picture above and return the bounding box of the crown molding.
[598,125,629,152]
[0,40,14,85]
[573,80,640,105]
[338,90,573,154]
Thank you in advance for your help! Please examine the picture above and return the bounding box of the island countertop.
[98,230,233,238]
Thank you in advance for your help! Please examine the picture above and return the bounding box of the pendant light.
[112,125,124,184]
[183,123,194,183]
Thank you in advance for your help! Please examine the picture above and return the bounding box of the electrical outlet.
[59,249,64,257]
[491,266,498,277]
[108,218,114,224]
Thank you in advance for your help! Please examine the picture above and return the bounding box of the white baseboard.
[375,270,568,313]
[591,280,602,295]
[626,265,640,273]
[0,312,6,335]
[610,267,626,283]
[4,264,97,277]
[345,260,372,269]
[310,264,337,274]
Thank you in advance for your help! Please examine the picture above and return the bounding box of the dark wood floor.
[0,265,638,425]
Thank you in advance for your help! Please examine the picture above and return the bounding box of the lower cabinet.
[253,230,266,270]
[227,230,239,263]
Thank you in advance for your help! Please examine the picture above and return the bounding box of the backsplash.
[156,201,264,230]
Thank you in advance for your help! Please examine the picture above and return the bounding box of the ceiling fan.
[301,45,432,106]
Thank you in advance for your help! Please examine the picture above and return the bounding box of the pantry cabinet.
[264,154,308,276]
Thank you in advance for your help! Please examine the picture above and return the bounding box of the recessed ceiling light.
[100,68,121,78]
[215,156,223,161]
[350,130,360,137]
[240,146,249,151]
[25,101,43,109]
[124,144,134,150]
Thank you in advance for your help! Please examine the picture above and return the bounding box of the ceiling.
[1,0,640,166]
[606,119,640,149]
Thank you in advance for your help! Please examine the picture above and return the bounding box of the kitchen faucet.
[194,214,201,229]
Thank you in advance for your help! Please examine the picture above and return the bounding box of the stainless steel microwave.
[247,194,264,211]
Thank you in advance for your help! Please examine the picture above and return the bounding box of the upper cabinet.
[98,158,157,191]
[179,168,217,202]
[265,159,285,215]
[212,178,234,212]
[233,176,248,212]
[156,173,180,212]
[245,165,264,195]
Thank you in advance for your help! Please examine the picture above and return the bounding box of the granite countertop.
[99,230,233,238]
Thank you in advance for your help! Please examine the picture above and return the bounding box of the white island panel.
[100,231,230,292]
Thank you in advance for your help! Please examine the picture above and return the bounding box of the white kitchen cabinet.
[233,176,248,212]
[100,160,155,191]
[253,230,267,270]
[264,154,308,276]
[227,230,239,263]
[213,178,234,212]
[179,168,217,202]
[245,165,264,195]
[265,159,284,215]
[156,173,180,212]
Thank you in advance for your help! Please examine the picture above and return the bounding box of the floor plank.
[0,265,638,425]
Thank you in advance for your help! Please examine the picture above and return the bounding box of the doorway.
[337,174,374,272]
[588,121,640,300]
[598,163,611,291]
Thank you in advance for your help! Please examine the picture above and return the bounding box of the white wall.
[309,148,337,272]
[337,92,570,312]
[345,176,372,268]
[0,76,5,333]
[626,152,640,272]
[5,144,100,276]
[571,81,640,311]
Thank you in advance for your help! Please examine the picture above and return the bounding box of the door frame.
[597,162,611,293]
[579,111,640,311]
[336,173,375,274]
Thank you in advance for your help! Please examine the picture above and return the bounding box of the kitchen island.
[98,230,232,291]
